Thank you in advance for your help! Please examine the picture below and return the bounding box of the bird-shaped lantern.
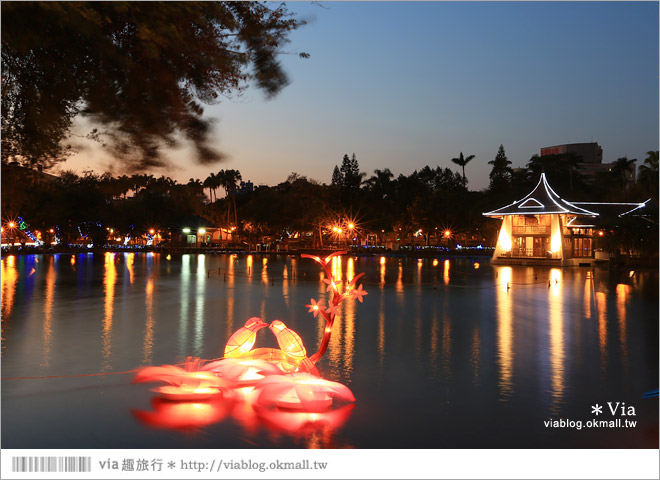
[223,317,268,358]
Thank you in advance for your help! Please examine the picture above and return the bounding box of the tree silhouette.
[218,169,242,227]
[611,156,637,189]
[638,150,658,202]
[451,152,475,188]
[488,145,513,194]
[1,2,303,170]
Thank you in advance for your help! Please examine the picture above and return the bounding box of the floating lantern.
[255,403,355,435]
[132,251,367,434]
[201,358,282,386]
[133,396,233,431]
[132,364,234,401]
[253,373,356,412]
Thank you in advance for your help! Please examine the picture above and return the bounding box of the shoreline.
[0,244,493,259]
[2,245,658,269]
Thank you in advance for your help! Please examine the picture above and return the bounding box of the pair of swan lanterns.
[133,252,367,433]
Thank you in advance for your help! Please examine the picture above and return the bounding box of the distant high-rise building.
[541,142,603,164]
[540,142,635,186]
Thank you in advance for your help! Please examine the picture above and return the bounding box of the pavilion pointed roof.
[483,173,598,217]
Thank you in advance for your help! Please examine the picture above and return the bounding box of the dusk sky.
[64,1,659,192]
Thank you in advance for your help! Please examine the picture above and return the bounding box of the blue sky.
[65,1,659,191]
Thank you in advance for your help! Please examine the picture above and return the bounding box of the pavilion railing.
[511,226,549,235]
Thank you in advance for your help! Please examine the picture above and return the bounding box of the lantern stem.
[309,316,334,364]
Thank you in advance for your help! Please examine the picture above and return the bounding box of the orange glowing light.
[8,222,15,228]
[598,231,604,236]
[444,230,451,238]
[380,256,386,265]
[432,259,439,267]
[133,397,232,430]
[224,318,268,358]
[202,358,282,385]
[49,229,54,233]
[133,363,234,401]
[253,373,356,412]
[256,403,354,435]
[149,229,155,234]
[348,223,354,229]
[270,320,307,359]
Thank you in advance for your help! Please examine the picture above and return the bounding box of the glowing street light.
[149,229,155,235]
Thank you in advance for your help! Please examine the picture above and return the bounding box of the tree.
[365,168,394,197]
[2,2,303,170]
[331,165,342,187]
[610,156,637,189]
[526,153,585,195]
[218,169,242,227]
[204,172,221,203]
[339,153,363,193]
[638,150,659,202]
[488,145,513,194]
[451,152,475,188]
[333,153,364,206]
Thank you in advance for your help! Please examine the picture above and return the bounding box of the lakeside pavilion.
[483,173,649,266]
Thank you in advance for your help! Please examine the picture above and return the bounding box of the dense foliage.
[2,148,657,254]
[2,2,301,170]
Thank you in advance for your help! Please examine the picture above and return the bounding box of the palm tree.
[611,156,636,189]
[187,178,204,195]
[365,168,394,195]
[203,172,219,202]
[218,169,242,227]
[638,150,659,201]
[451,152,475,188]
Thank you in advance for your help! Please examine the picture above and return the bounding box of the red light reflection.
[133,396,233,431]
[255,404,355,435]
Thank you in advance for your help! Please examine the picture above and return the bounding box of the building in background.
[540,142,636,187]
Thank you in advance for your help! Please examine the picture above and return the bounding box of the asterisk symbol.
[168,462,176,469]
[591,404,603,415]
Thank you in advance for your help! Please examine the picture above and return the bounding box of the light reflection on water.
[616,283,630,373]
[549,268,565,413]
[1,255,17,320]
[194,255,206,356]
[41,256,56,368]
[102,252,116,371]
[496,266,514,400]
[1,253,657,449]
[179,254,190,356]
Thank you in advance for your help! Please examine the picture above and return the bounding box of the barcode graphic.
[11,456,92,473]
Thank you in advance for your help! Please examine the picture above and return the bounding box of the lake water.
[1,253,658,449]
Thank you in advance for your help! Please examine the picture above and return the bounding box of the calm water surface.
[1,253,658,448]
